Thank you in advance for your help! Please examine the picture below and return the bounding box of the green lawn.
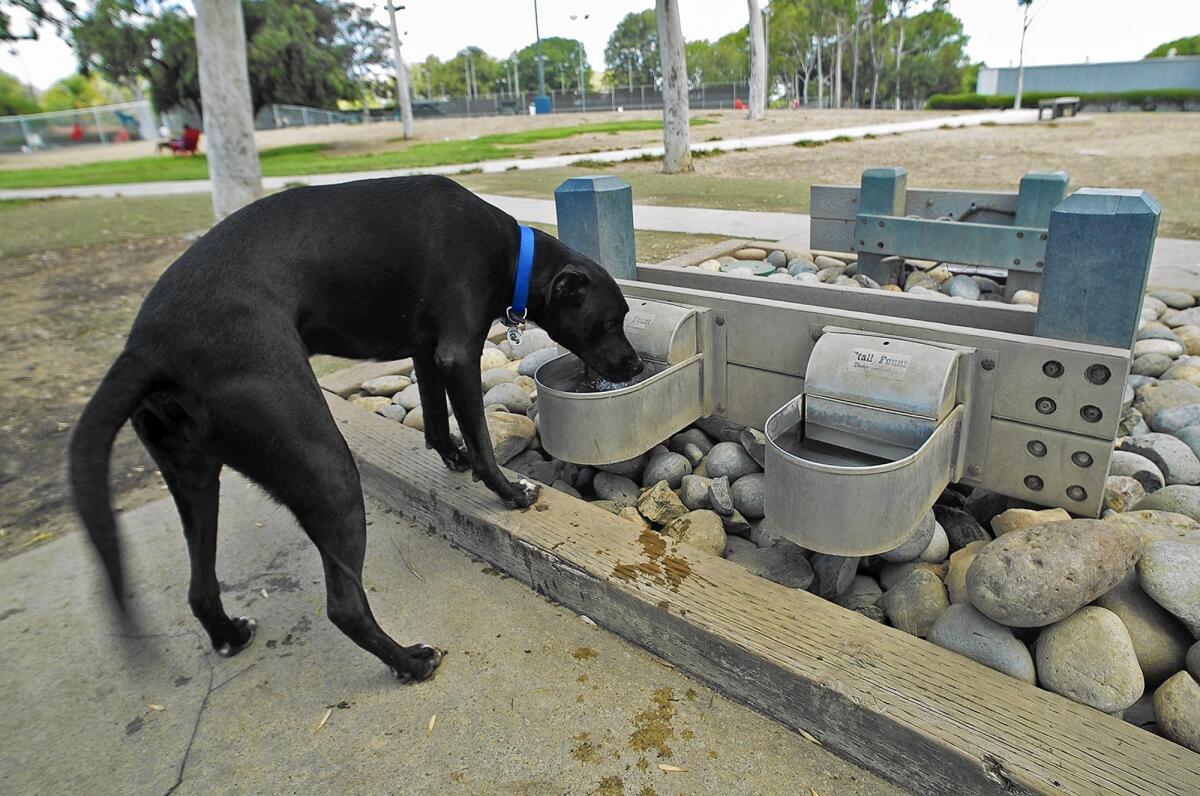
[0,118,715,190]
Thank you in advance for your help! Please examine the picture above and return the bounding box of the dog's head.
[535,257,643,383]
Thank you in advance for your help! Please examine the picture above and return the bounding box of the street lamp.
[385,1,413,139]
[570,13,589,112]
[532,0,550,113]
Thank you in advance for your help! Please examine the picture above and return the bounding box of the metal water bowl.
[535,298,723,466]
[762,332,967,556]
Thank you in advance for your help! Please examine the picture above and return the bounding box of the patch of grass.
[691,148,725,158]
[939,123,954,130]
[863,133,877,140]
[831,135,854,142]
[626,153,664,163]
[705,134,723,142]
[0,193,212,258]
[0,119,719,190]
[568,159,610,169]
[794,139,825,148]
[980,120,998,127]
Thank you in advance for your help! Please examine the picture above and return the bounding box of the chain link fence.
[1,100,359,154]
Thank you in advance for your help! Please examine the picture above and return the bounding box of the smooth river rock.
[727,542,814,589]
[705,442,761,481]
[1035,606,1144,713]
[483,382,532,413]
[933,506,991,549]
[1153,671,1200,753]
[642,452,692,489]
[1137,540,1200,636]
[1109,450,1167,493]
[945,540,988,604]
[880,510,937,563]
[730,473,765,519]
[1104,476,1147,513]
[1096,571,1194,685]
[1117,433,1200,485]
[990,507,1070,536]
[1134,483,1200,521]
[928,604,1037,684]
[881,569,949,637]
[592,472,640,508]
[966,520,1142,627]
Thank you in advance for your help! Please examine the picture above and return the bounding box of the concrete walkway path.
[0,471,901,796]
[0,109,1031,203]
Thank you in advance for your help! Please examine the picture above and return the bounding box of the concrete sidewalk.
[0,471,902,795]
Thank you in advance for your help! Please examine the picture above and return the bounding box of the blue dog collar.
[504,225,535,343]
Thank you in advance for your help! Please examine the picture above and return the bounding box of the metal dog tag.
[507,325,524,346]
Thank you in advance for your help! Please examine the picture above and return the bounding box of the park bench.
[156,126,201,156]
[1037,95,1081,120]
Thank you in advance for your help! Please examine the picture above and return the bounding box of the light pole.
[570,13,589,112]
[385,0,413,139]
[533,0,550,112]
[1014,0,1035,110]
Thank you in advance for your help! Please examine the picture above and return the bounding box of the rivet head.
[968,464,982,477]
[1071,451,1094,468]
[981,359,996,371]
[1036,397,1057,415]
[714,315,726,326]
[1080,405,1103,423]
[1027,440,1047,457]
[1024,475,1045,491]
[1066,485,1088,502]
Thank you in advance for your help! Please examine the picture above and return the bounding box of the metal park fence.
[369,82,754,120]
[0,100,158,153]
[0,100,358,154]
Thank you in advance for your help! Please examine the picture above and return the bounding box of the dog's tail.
[68,349,156,617]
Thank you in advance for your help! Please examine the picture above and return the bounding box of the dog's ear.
[550,266,590,307]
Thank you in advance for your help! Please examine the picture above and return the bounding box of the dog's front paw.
[503,477,541,509]
[390,644,444,684]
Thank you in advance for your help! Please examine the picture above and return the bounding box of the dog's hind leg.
[412,351,469,472]
[213,378,443,683]
[132,401,256,656]
[435,344,540,508]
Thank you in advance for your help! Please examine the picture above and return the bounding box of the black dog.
[69,175,642,683]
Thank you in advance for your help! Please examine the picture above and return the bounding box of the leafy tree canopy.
[0,67,38,113]
[603,9,658,88]
[1146,35,1200,58]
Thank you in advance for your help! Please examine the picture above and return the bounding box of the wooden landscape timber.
[323,384,1200,796]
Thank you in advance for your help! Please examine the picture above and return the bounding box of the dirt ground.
[0,195,716,558]
[612,112,1200,239]
[0,108,944,170]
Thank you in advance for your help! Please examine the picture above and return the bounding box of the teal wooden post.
[554,176,637,281]
[1034,189,1161,349]
[1007,170,1069,298]
[854,167,907,286]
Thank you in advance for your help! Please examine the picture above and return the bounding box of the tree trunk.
[386,0,413,139]
[834,17,843,110]
[193,0,262,221]
[656,0,692,173]
[893,7,906,111]
[851,4,861,108]
[747,0,767,120]
[816,33,824,109]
